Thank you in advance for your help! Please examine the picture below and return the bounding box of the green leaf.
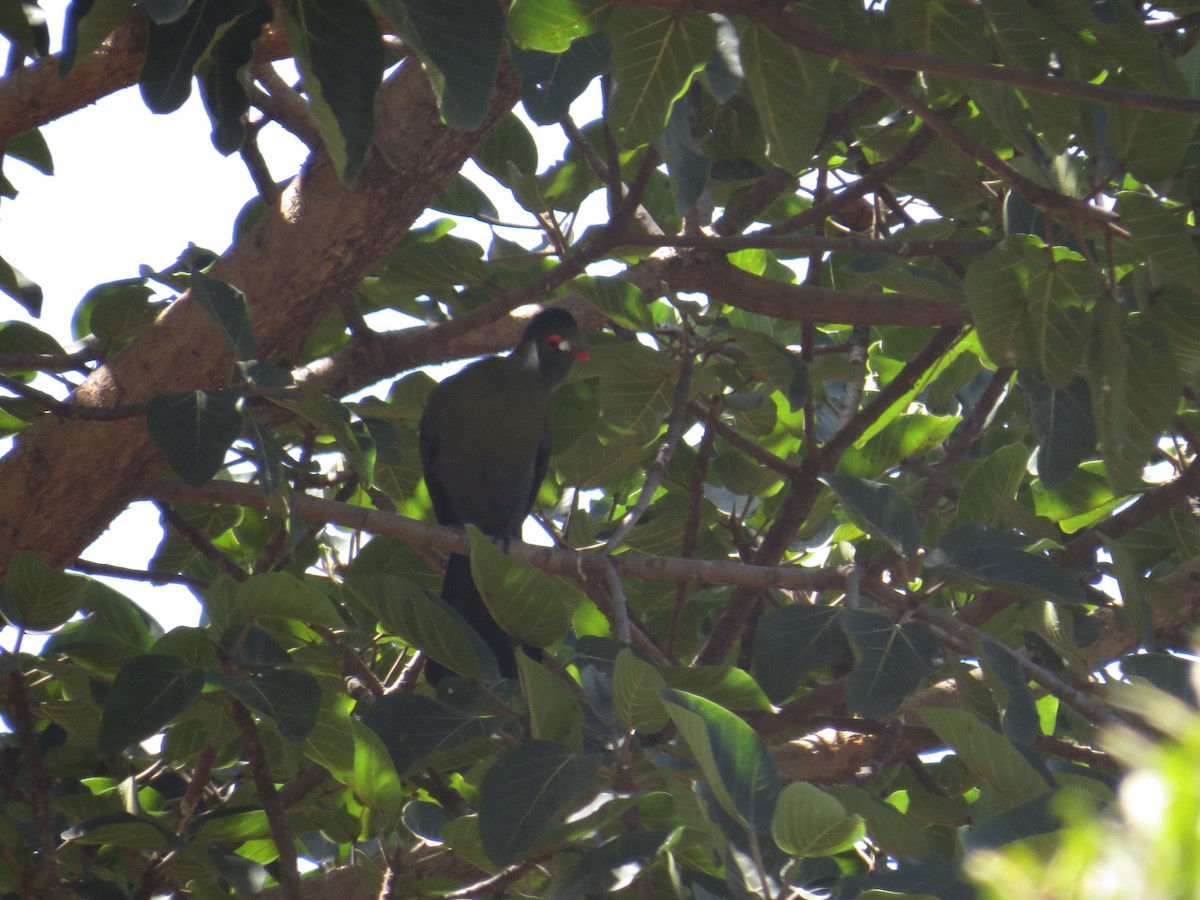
[219,668,322,742]
[373,221,489,293]
[660,97,712,216]
[613,648,669,732]
[1104,538,1154,649]
[300,692,356,781]
[431,173,500,219]
[507,0,610,52]
[1020,371,1096,489]
[231,572,343,627]
[840,610,940,719]
[821,473,921,556]
[1116,191,1200,295]
[919,706,1049,803]
[1152,285,1200,375]
[550,830,675,898]
[607,7,715,148]
[512,33,610,125]
[388,0,503,130]
[659,665,772,712]
[243,415,291,497]
[852,332,980,449]
[0,253,42,317]
[266,385,374,485]
[478,740,599,865]
[349,718,404,812]
[932,523,1085,603]
[1121,652,1198,705]
[344,572,500,682]
[956,443,1031,526]
[660,689,779,831]
[403,800,452,842]
[468,526,585,648]
[753,604,851,704]
[72,278,155,343]
[965,238,1031,367]
[146,389,243,486]
[62,0,132,76]
[824,785,932,861]
[963,791,1061,852]
[0,321,64,367]
[197,0,274,154]
[6,129,53,176]
[0,551,90,631]
[190,806,271,841]
[573,275,652,329]
[980,641,1040,747]
[62,812,180,851]
[362,692,498,776]
[1107,100,1195,184]
[474,113,539,184]
[516,654,583,746]
[140,0,257,114]
[279,0,382,183]
[741,21,830,173]
[97,654,205,754]
[0,0,45,57]
[190,270,256,359]
[771,782,865,857]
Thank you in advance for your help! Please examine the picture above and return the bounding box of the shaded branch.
[142,479,852,594]
[617,231,997,258]
[645,255,968,327]
[229,698,301,900]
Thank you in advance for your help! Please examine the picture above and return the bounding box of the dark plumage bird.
[419,308,588,681]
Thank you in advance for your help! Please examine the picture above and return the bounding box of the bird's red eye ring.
[546,334,563,349]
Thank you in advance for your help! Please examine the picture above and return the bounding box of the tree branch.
[141,479,852,594]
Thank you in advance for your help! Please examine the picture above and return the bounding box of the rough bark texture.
[0,61,520,573]
[0,12,290,144]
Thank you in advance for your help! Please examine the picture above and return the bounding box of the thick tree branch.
[0,13,291,144]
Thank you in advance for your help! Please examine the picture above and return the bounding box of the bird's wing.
[418,381,461,527]
[528,421,552,517]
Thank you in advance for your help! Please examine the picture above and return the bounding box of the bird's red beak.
[573,349,589,362]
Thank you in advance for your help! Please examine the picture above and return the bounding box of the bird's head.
[516,308,588,385]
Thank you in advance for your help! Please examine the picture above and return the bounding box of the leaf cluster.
[4,1,1200,898]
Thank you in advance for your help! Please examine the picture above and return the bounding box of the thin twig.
[5,669,65,900]
[144,478,852,594]
[754,5,1200,116]
[617,231,996,258]
[603,353,694,551]
[70,558,210,590]
[668,400,719,659]
[155,501,248,583]
[229,698,303,900]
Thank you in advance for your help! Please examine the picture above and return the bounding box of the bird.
[418,308,588,682]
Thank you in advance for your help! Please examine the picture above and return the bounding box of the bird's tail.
[425,552,520,683]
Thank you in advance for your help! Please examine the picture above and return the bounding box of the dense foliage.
[3,1,1200,897]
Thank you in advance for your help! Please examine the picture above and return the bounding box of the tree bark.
[0,60,520,573]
